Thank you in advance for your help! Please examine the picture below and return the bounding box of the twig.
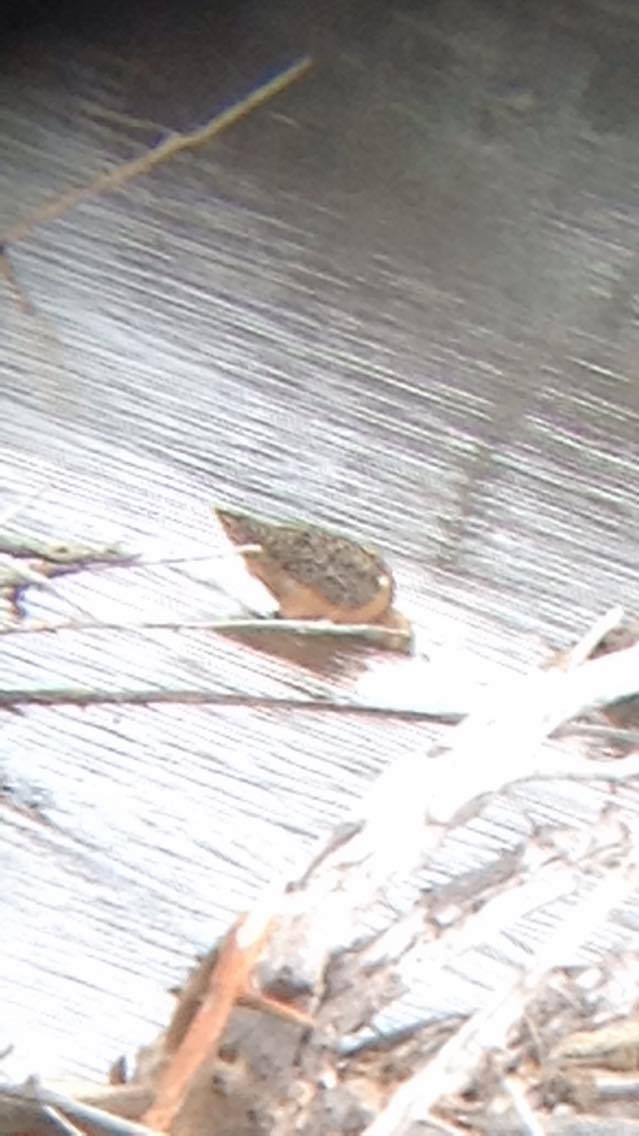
[252,613,639,1066]
[3,611,637,722]
[0,541,138,624]
[139,913,309,1136]
[412,857,592,990]
[0,1080,162,1136]
[559,722,639,746]
[0,615,409,646]
[555,605,624,671]
[360,855,639,1136]
[300,635,639,905]
[41,1105,87,1136]
[122,544,261,567]
[0,535,257,565]
[0,685,460,719]
[421,639,639,826]
[0,535,263,626]
[1,57,312,248]
[0,533,134,564]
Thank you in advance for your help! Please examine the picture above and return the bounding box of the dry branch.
[362,855,639,1136]
[0,57,311,317]
[0,615,409,647]
[0,1079,160,1136]
[0,685,463,722]
[1,58,312,249]
[5,610,639,1136]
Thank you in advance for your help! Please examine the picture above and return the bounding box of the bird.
[213,503,410,637]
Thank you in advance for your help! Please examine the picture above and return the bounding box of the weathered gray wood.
[2,0,639,1089]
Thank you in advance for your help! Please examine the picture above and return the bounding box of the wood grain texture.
[1,0,639,1087]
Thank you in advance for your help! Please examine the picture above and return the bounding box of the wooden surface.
[1,0,639,1086]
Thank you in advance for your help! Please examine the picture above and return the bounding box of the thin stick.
[40,1105,87,1136]
[0,685,460,719]
[2,57,312,247]
[143,916,274,1133]
[0,615,409,647]
[360,857,639,1136]
[421,640,639,826]
[126,544,262,567]
[0,1081,162,1136]
[559,722,639,746]
[0,539,257,626]
[0,538,256,565]
[554,604,624,671]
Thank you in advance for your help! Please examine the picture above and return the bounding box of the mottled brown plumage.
[214,505,397,626]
